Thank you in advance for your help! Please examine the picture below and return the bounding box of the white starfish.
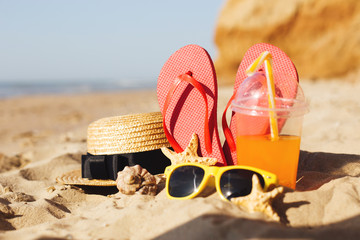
[161,133,217,166]
[231,174,284,221]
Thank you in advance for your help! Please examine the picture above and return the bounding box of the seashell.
[231,174,284,221]
[116,165,157,196]
[161,133,217,166]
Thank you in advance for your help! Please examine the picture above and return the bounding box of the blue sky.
[0,1,224,83]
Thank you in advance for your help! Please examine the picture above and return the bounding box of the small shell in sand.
[116,165,157,196]
[231,174,284,221]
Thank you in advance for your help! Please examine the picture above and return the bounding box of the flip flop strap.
[222,92,237,152]
[162,72,212,154]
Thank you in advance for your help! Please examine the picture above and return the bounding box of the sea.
[0,79,157,99]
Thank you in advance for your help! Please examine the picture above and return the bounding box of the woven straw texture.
[56,170,116,186]
[87,112,171,155]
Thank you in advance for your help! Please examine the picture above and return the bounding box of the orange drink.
[230,71,308,189]
[236,135,301,189]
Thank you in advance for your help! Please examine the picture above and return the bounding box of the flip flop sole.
[224,43,299,165]
[157,45,226,165]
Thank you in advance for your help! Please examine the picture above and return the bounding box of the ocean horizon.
[0,79,157,99]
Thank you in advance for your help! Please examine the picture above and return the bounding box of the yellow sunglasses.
[164,162,278,201]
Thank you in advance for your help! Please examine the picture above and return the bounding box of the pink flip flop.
[157,45,227,166]
[222,43,299,165]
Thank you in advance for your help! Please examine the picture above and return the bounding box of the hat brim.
[56,169,116,186]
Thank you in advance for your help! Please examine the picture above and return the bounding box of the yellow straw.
[246,51,279,141]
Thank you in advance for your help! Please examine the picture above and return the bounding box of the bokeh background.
[1,0,359,96]
[214,0,360,84]
[0,0,223,92]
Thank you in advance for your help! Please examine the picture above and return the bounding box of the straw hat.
[56,169,116,186]
[87,112,170,155]
[56,112,171,186]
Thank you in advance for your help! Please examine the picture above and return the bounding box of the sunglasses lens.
[219,169,265,200]
[168,166,205,198]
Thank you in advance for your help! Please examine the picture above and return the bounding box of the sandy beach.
[0,78,360,239]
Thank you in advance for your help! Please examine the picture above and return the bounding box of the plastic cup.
[231,71,308,189]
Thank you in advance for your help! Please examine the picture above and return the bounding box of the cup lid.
[231,72,309,117]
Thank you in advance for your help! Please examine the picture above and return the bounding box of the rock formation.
[214,0,360,84]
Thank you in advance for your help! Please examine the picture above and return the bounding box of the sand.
[0,79,360,239]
